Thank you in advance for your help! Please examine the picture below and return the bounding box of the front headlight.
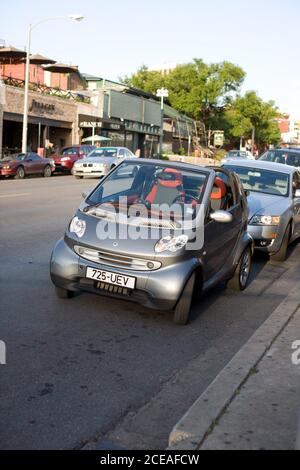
[69,216,86,238]
[250,215,281,226]
[155,234,188,253]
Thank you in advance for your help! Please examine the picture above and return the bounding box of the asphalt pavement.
[1,175,300,450]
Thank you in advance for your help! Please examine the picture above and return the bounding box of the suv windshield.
[224,165,289,197]
[86,162,208,218]
[88,148,118,158]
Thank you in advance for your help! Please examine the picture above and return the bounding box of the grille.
[74,245,161,271]
[95,282,131,296]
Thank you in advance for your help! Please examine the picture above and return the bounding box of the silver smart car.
[50,159,253,324]
[223,160,300,261]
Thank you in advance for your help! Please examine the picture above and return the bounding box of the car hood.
[247,192,289,219]
[67,206,198,261]
[78,157,116,165]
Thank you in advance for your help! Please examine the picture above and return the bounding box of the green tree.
[123,59,246,125]
[225,91,281,149]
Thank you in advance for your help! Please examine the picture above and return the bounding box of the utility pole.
[156,87,168,156]
[251,127,255,154]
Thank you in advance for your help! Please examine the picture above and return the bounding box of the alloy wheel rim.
[240,251,250,287]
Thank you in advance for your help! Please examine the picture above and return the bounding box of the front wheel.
[173,272,195,325]
[228,246,252,291]
[271,224,290,262]
[55,286,74,299]
[15,166,25,179]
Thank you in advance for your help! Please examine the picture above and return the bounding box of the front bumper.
[50,238,198,310]
[54,161,73,172]
[248,224,282,253]
[72,168,107,178]
[0,168,17,176]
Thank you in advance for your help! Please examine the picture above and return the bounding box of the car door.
[202,169,244,281]
[23,153,39,174]
[291,171,300,240]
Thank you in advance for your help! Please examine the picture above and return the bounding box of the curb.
[168,266,300,450]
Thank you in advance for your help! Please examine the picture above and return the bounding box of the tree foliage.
[123,59,245,123]
[123,61,281,148]
[225,91,281,147]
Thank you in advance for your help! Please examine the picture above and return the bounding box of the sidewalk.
[169,269,300,450]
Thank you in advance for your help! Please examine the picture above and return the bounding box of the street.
[1,175,300,450]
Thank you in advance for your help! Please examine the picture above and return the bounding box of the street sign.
[214,131,224,147]
[156,88,169,98]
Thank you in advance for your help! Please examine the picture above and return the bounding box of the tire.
[173,272,195,325]
[272,224,291,262]
[75,176,83,179]
[15,166,25,179]
[55,286,74,299]
[43,165,52,177]
[228,246,252,291]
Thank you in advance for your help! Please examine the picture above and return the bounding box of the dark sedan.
[0,153,55,179]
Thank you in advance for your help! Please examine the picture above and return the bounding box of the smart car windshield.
[225,165,289,197]
[88,148,118,158]
[86,162,208,218]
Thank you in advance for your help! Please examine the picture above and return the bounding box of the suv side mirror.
[210,210,233,223]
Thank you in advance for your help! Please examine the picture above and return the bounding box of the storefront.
[1,85,77,156]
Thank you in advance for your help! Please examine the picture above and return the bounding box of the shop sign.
[80,121,103,128]
[29,99,55,113]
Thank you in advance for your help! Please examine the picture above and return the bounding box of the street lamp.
[21,14,84,154]
[156,87,168,156]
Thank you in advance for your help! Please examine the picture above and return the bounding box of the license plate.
[86,267,136,289]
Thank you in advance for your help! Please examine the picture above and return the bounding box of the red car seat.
[210,177,227,211]
[146,168,185,205]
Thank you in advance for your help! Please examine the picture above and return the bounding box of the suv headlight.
[250,215,281,225]
[69,216,86,238]
[155,234,188,253]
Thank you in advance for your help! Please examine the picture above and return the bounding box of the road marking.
[0,192,32,198]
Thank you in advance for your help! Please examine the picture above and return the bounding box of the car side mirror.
[294,189,300,198]
[210,210,233,223]
[82,188,93,199]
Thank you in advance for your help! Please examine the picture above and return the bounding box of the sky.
[1,0,300,118]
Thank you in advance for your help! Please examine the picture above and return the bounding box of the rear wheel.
[43,165,52,177]
[228,246,252,291]
[173,272,195,325]
[272,224,290,262]
[15,166,25,179]
[55,286,74,299]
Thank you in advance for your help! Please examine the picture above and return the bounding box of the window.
[118,149,125,157]
[224,165,289,197]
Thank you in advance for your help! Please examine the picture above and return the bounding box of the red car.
[52,145,95,173]
[0,153,55,179]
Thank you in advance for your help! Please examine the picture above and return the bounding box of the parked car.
[50,159,253,325]
[0,152,55,179]
[72,147,136,179]
[222,159,300,261]
[221,149,255,163]
[52,145,96,174]
[259,148,300,168]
